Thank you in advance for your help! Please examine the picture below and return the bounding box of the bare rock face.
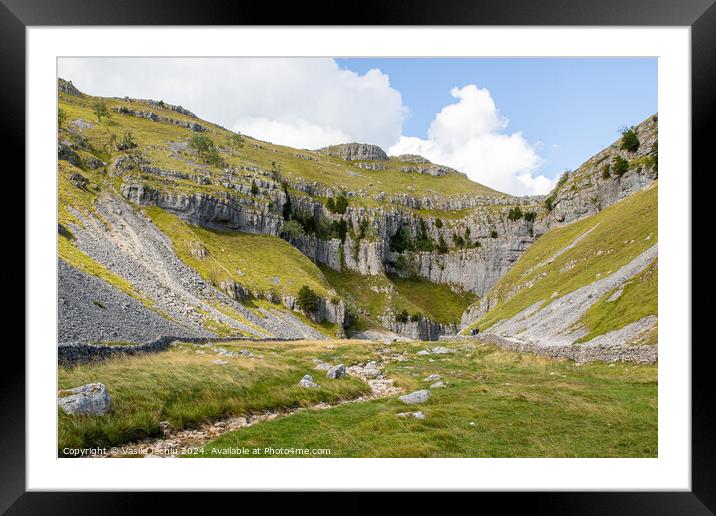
[316,143,388,161]
[58,383,112,416]
[58,77,83,97]
[396,154,431,164]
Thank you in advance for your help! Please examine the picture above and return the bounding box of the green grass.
[389,275,476,323]
[58,339,375,454]
[574,259,657,343]
[469,185,657,335]
[320,267,476,326]
[196,340,657,458]
[144,206,336,300]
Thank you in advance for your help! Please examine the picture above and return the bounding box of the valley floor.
[58,338,657,458]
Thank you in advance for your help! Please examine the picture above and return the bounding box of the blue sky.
[336,58,657,182]
[60,57,657,195]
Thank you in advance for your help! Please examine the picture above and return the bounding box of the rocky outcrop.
[535,115,658,235]
[316,143,388,161]
[379,311,459,341]
[114,106,208,132]
[58,77,83,97]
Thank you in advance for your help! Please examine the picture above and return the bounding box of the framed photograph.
[8,0,711,510]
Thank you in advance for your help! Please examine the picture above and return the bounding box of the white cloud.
[390,85,552,195]
[58,60,551,195]
[58,58,406,150]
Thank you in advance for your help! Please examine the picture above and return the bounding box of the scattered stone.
[159,420,173,435]
[397,411,425,420]
[314,362,332,371]
[423,374,441,382]
[399,390,431,405]
[58,383,112,416]
[327,364,346,379]
[299,375,320,388]
[469,422,476,427]
[417,349,431,356]
[212,359,229,365]
[239,349,253,357]
[431,346,454,354]
[430,381,446,389]
[362,368,382,379]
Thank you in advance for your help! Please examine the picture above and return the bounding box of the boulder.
[430,381,446,389]
[57,383,112,416]
[299,374,320,388]
[423,374,441,382]
[327,364,346,379]
[399,390,431,405]
[431,347,454,354]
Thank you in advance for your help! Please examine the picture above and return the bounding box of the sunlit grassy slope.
[320,266,476,326]
[145,206,336,300]
[58,88,509,213]
[468,185,657,339]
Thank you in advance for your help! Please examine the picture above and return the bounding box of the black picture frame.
[5,0,710,512]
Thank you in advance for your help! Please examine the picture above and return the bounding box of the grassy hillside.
[59,338,656,457]
[58,86,510,216]
[321,267,476,327]
[145,207,336,300]
[468,184,657,339]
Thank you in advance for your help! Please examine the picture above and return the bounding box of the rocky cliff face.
[379,310,459,340]
[535,115,658,235]
[316,143,388,161]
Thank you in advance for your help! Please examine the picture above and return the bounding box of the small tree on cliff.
[297,285,319,313]
[92,100,110,123]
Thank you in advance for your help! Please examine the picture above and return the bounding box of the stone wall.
[58,336,301,366]
[439,334,657,364]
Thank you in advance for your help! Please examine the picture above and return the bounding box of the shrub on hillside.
[396,309,409,323]
[612,156,629,177]
[281,220,305,241]
[389,226,413,253]
[508,206,524,221]
[296,285,319,313]
[92,100,110,123]
[490,230,498,239]
[58,108,67,129]
[619,126,640,152]
[601,164,611,179]
[523,210,536,223]
[189,134,223,166]
[410,313,421,322]
[228,132,245,150]
[116,131,137,151]
[436,234,448,254]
